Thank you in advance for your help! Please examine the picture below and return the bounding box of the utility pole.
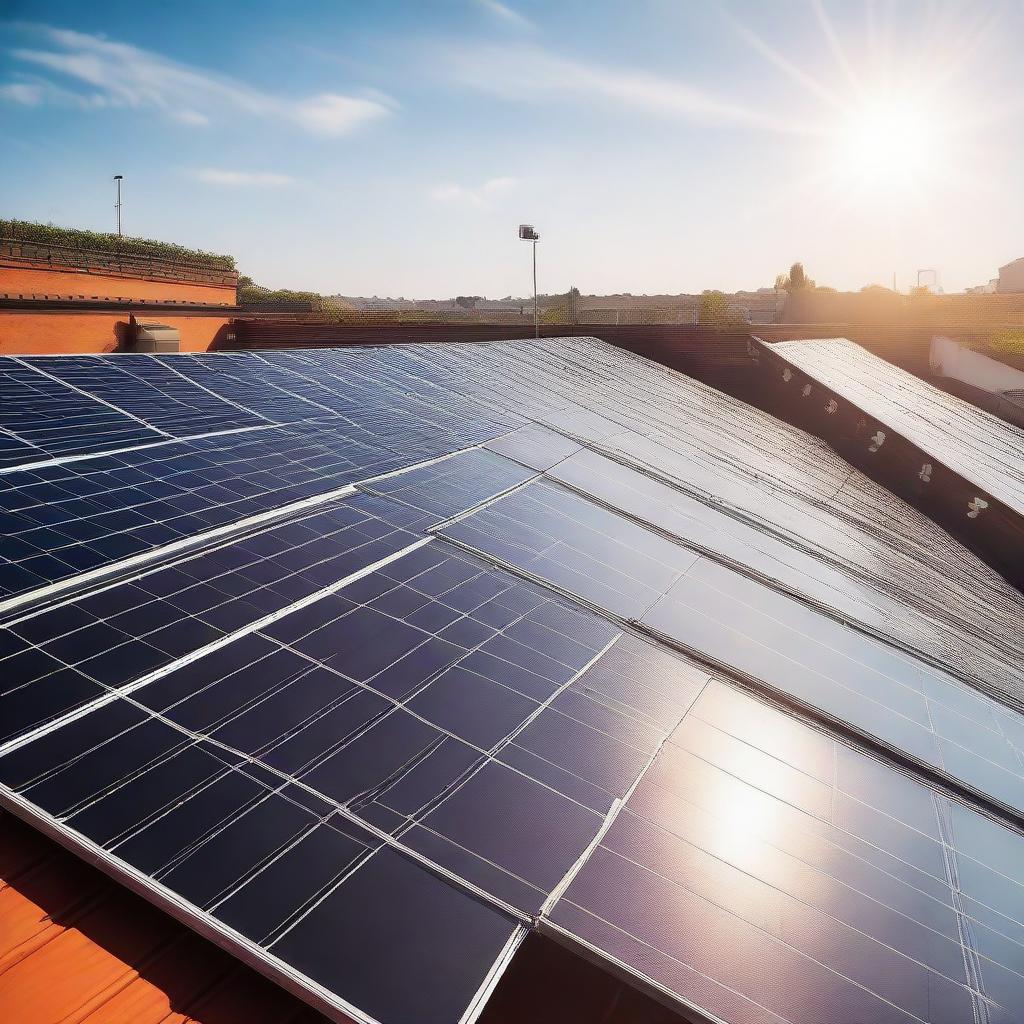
[519,224,540,338]
[532,237,538,338]
[114,175,123,237]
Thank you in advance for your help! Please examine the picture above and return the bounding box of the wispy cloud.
[445,43,806,134]
[0,81,44,105]
[429,175,518,206]
[6,26,395,136]
[474,0,534,30]
[190,168,296,187]
[0,75,109,109]
[292,92,392,136]
[169,109,210,126]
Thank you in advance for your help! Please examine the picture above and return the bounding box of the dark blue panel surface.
[0,358,163,463]
[25,355,270,436]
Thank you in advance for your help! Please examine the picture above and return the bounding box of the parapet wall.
[0,239,237,354]
[0,310,234,354]
[0,264,236,305]
[0,238,237,306]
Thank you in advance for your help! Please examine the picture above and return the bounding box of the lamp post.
[114,175,123,237]
[519,224,540,338]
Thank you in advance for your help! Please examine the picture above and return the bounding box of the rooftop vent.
[130,319,180,352]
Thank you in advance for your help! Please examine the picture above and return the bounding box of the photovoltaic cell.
[0,494,423,746]
[0,693,521,1023]
[0,427,45,469]
[540,444,1019,692]
[441,479,699,618]
[644,557,1024,816]
[357,448,537,525]
[413,337,1024,701]
[439,476,1024,818]
[153,352,337,424]
[0,420,441,602]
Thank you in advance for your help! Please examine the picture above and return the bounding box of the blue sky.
[2,1,1022,296]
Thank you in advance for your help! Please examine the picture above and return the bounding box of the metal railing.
[0,238,238,288]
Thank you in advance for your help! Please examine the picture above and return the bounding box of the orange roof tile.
[0,813,333,1024]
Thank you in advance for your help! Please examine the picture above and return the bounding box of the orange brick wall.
[0,312,233,354]
[0,263,236,305]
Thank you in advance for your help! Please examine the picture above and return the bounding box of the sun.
[831,97,944,194]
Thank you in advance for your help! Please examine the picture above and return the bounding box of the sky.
[2,1,1022,298]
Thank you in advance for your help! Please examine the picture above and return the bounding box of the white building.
[997,257,1024,293]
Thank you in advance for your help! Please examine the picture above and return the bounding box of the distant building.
[965,280,997,295]
[997,257,1024,293]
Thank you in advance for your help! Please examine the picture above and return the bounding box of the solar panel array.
[3,339,1024,1024]
[767,337,1024,514]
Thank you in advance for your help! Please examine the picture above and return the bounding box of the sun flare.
[831,97,945,194]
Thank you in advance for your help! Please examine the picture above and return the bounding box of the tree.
[775,262,815,290]
[698,290,744,329]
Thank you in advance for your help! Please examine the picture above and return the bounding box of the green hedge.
[1,219,235,271]
[987,329,1024,356]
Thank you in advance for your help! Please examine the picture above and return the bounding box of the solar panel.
[0,358,164,462]
[0,493,429,745]
[0,421,427,606]
[24,354,272,436]
[756,338,1024,590]
[3,337,1024,1024]
[765,338,1024,514]
[548,678,1024,1023]
[438,478,1024,818]
[0,530,693,1021]
[537,444,1013,684]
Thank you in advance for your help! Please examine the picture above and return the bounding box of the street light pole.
[532,237,538,339]
[519,224,540,339]
[114,175,123,237]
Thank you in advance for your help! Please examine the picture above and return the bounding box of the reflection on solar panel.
[2,338,1024,1024]
[548,680,1024,1023]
